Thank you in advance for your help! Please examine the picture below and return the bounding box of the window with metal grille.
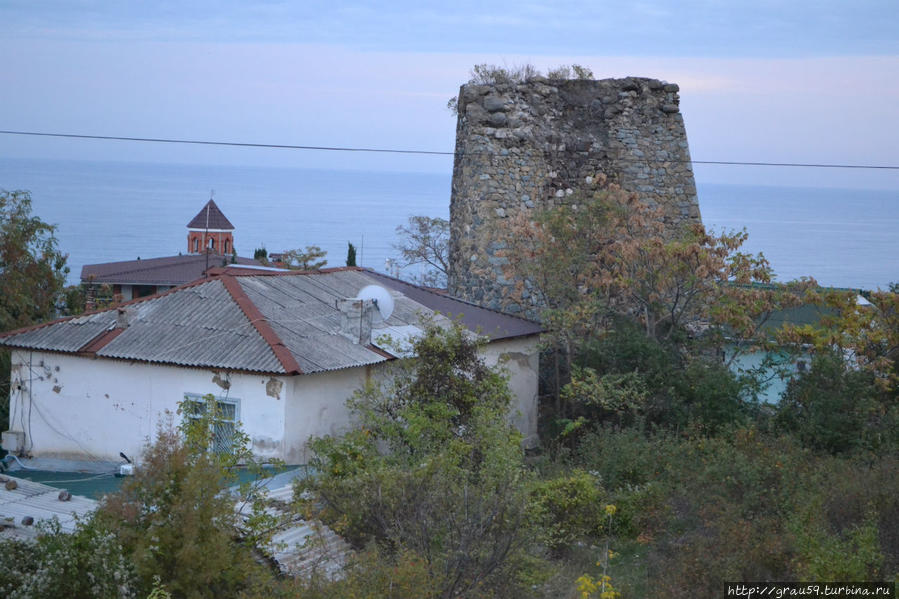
[182,393,239,454]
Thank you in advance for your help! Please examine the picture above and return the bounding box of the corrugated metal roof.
[364,271,543,341]
[0,268,541,375]
[0,475,97,541]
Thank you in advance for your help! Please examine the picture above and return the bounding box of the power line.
[1,129,898,170]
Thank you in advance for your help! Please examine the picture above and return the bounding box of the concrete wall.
[5,350,287,463]
[449,76,701,315]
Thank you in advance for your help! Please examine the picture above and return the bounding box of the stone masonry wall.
[448,76,701,315]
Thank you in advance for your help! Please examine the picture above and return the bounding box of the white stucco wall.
[5,335,540,465]
[5,350,288,464]
[283,365,374,465]
[481,336,541,448]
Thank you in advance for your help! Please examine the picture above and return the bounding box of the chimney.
[336,298,376,345]
[116,307,133,329]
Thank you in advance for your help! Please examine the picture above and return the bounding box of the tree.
[0,190,68,331]
[253,247,269,263]
[298,322,536,598]
[281,245,328,270]
[1,190,68,432]
[394,215,449,287]
[345,241,357,267]
[490,175,806,407]
[97,397,278,598]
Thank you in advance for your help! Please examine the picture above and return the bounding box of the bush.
[299,322,537,599]
[776,352,899,454]
[569,323,753,433]
[529,470,607,553]
[96,401,277,598]
[0,518,137,599]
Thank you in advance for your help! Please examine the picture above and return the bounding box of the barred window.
[182,393,239,454]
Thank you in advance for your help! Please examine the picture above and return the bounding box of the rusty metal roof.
[1,268,541,375]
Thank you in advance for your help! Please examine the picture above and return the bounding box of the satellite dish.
[356,285,395,323]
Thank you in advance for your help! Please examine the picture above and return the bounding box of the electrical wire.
[1,129,897,170]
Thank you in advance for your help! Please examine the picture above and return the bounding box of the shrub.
[299,322,536,598]
[0,518,137,599]
[776,351,899,454]
[96,401,277,598]
[529,470,607,553]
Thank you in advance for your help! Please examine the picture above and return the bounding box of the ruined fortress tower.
[448,76,702,315]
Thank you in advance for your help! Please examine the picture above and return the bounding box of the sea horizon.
[1,156,896,291]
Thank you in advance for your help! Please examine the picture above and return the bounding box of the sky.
[1,0,898,189]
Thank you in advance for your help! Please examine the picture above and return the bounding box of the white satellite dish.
[356,285,395,323]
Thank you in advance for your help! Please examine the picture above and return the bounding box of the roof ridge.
[219,275,303,375]
[208,265,367,278]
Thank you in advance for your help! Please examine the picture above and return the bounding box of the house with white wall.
[1,267,541,465]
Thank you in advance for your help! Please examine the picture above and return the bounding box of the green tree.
[1,190,68,432]
[345,241,357,267]
[96,397,278,598]
[281,245,328,270]
[298,322,537,598]
[253,247,268,263]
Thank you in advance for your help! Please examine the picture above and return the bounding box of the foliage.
[448,63,595,113]
[281,545,441,599]
[546,64,594,80]
[776,287,899,391]
[394,215,449,287]
[298,322,537,599]
[281,245,328,270]
[96,397,278,598]
[1,189,69,433]
[491,174,807,414]
[564,322,752,432]
[345,241,357,267]
[497,175,788,349]
[566,425,899,597]
[61,283,86,315]
[776,351,898,454]
[0,518,137,599]
[253,247,268,263]
[529,470,607,553]
[469,63,540,85]
[0,190,68,331]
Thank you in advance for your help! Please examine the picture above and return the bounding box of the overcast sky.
[1,0,897,188]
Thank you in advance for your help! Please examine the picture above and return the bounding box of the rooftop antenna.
[204,190,213,278]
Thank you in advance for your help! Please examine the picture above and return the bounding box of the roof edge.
[219,275,303,375]
[364,270,544,329]
[0,277,216,343]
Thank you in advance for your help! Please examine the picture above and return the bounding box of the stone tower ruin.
[448,76,702,315]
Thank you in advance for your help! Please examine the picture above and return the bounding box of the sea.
[0,157,897,291]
